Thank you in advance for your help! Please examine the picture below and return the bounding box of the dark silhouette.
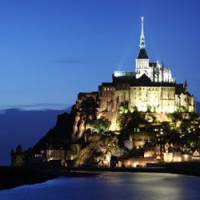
[0,109,66,165]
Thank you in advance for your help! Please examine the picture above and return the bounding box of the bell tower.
[135,17,152,80]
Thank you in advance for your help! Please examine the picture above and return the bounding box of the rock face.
[72,92,98,140]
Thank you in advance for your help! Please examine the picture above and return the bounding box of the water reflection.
[0,173,200,200]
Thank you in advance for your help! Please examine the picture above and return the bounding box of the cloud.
[54,59,83,64]
[0,103,72,111]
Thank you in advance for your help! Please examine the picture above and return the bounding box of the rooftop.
[137,48,148,59]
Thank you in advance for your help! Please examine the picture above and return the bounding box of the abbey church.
[73,17,195,137]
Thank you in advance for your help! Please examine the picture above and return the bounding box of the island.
[3,17,200,190]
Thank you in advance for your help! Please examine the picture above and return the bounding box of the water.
[0,172,200,200]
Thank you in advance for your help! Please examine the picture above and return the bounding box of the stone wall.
[72,82,195,136]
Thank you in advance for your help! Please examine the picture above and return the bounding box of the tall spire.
[140,16,145,49]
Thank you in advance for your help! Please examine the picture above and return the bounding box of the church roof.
[175,84,192,96]
[137,48,148,59]
[149,62,157,67]
[137,74,151,83]
[112,71,177,88]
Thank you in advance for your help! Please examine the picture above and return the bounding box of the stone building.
[72,17,195,138]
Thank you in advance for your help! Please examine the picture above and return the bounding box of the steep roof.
[111,71,178,87]
[175,84,192,96]
[137,74,151,83]
[137,48,148,59]
[149,62,157,67]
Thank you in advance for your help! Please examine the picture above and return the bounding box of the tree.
[169,111,182,122]
[118,101,129,114]
[147,105,152,112]
[80,96,98,116]
[188,112,199,121]
[176,106,187,113]
[118,110,146,142]
[91,117,111,134]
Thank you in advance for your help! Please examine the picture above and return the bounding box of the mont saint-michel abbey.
[73,17,195,136]
[11,18,200,169]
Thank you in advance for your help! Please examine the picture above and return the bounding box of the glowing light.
[163,152,173,162]
[144,151,155,158]
[132,162,139,168]
[182,154,191,162]
[173,156,182,162]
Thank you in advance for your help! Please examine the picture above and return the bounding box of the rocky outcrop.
[73,134,119,167]
[72,92,99,140]
[33,112,74,152]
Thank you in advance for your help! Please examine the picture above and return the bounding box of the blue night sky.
[0,0,200,109]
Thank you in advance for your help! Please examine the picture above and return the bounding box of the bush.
[90,117,111,134]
